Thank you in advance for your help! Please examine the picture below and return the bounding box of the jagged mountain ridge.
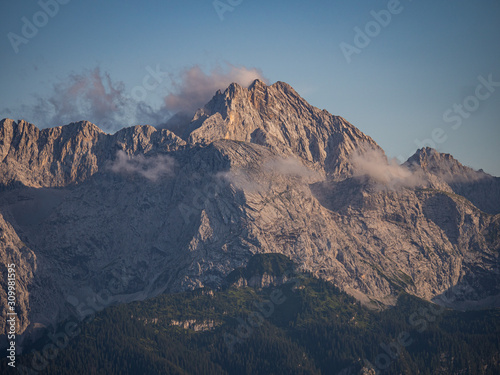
[405,147,500,215]
[0,119,185,188]
[0,80,381,188]
[0,80,499,348]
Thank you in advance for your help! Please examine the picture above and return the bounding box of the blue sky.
[1,0,499,175]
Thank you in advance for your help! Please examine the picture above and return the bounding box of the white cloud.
[351,148,426,190]
[109,150,175,182]
[218,155,323,193]
[9,63,266,132]
[164,63,267,113]
[24,68,136,132]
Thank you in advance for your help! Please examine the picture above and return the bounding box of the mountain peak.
[271,80,296,93]
[57,120,105,136]
[248,78,266,89]
[409,147,444,162]
[182,81,381,177]
[406,147,480,177]
[226,81,244,94]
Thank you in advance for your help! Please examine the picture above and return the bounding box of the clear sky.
[1,0,499,175]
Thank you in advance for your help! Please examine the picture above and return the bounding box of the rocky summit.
[0,79,499,348]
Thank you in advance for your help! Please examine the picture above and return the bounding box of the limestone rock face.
[0,119,185,188]
[0,80,498,348]
[183,80,380,178]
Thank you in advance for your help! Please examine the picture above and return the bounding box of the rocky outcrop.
[132,316,220,331]
[169,319,220,332]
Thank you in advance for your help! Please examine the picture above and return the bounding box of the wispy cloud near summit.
[25,67,132,132]
[5,63,265,132]
[164,63,267,113]
[109,151,175,182]
[351,148,426,190]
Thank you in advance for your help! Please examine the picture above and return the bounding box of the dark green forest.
[2,254,499,374]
